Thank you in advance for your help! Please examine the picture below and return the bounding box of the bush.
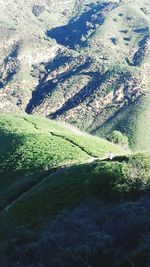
[2,198,150,267]
[108,130,129,148]
[32,5,45,17]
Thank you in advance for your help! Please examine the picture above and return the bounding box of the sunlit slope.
[0,114,123,211]
[92,94,150,151]
[0,114,123,170]
[135,94,150,151]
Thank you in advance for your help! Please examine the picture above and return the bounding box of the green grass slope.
[1,153,150,231]
[0,114,123,211]
[92,94,150,151]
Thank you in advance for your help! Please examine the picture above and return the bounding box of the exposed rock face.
[0,0,150,147]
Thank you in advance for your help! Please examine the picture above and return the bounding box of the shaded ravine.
[26,57,91,114]
[49,70,110,119]
[24,1,119,117]
[47,2,118,49]
[49,68,132,120]
[0,43,21,89]
[132,33,149,66]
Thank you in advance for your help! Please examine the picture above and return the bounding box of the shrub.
[32,5,45,17]
[108,130,129,148]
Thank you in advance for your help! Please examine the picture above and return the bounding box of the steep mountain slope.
[0,0,150,149]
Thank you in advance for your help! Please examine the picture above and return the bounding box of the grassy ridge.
[4,153,150,227]
[0,114,150,266]
[0,114,123,172]
[0,114,124,211]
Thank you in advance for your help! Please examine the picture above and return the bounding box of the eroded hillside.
[0,0,150,148]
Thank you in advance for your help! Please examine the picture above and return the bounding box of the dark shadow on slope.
[0,167,58,213]
[44,54,72,74]
[133,27,149,34]
[132,33,149,66]
[50,70,110,119]
[46,2,117,49]
[26,57,92,114]
[49,70,131,119]
[26,2,120,114]
[91,105,128,134]
[125,26,149,67]
[26,80,59,113]
[2,196,150,267]
[0,43,21,89]
[112,71,132,95]
[103,155,129,162]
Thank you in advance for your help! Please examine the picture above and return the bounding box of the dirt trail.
[4,156,103,214]
[5,166,67,213]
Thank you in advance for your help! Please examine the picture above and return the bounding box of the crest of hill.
[0,114,123,170]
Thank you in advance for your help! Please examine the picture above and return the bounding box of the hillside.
[3,153,150,227]
[0,117,150,267]
[0,1,150,266]
[0,114,123,211]
[0,0,150,149]
[0,116,149,266]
